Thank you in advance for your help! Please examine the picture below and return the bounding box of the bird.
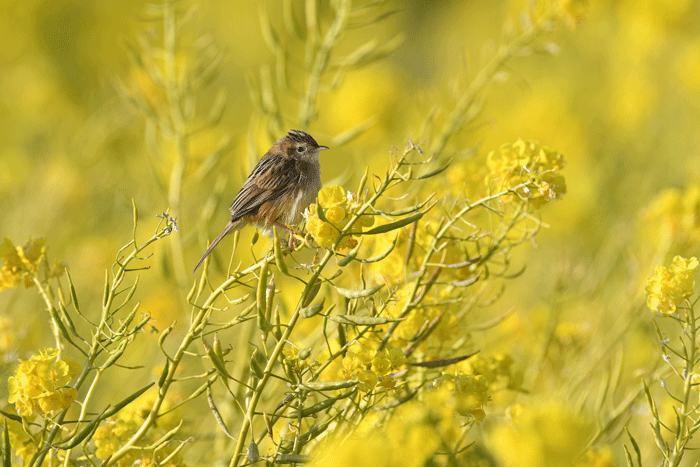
[193,130,328,273]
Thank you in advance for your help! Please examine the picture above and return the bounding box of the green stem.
[31,277,63,355]
[164,0,188,287]
[298,0,348,129]
[61,371,104,467]
[31,226,173,467]
[228,249,335,467]
[377,180,535,351]
[108,254,266,466]
[668,303,697,467]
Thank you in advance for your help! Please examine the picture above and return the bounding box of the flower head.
[0,237,47,290]
[645,255,698,316]
[486,139,566,207]
[283,342,319,374]
[7,348,80,418]
[305,185,373,250]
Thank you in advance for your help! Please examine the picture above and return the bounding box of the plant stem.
[164,0,188,288]
[668,303,697,467]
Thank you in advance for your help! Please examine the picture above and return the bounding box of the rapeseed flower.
[486,139,566,207]
[7,348,80,417]
[645,255,698,316]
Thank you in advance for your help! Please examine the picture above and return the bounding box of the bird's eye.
[296,146,305,153]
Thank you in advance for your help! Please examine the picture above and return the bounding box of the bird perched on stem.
[193,130,328,273]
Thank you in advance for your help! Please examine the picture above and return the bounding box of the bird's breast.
[285,160,321,224]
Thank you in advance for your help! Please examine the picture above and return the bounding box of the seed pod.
[362,211,424,235]
[273,226,289,275]
[256,260,273,332]
[328,315,401,326]
[250,346,267,379]
[361,234,398,263]
[299,380,358,391]
[302,279,322,307]
[299,299,325,318]
[247,441,259,463]
[335,284,383,299]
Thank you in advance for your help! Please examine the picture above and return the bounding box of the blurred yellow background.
[2,0,700,465]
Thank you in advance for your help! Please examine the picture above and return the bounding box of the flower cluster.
[645,255,699,316]
[341,342,406,392]
[282,342,319,374]
[0,237,46,290]
[94,417,139,460]
[304,185,374,250]
[7,348,81,417]
[486,138,566,207]
[432,371,489,422]
[462,352,521,391]
[6,419,36,462]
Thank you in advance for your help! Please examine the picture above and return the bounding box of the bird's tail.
[192,221,238,273]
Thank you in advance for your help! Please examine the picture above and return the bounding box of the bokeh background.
[2,0,700,465]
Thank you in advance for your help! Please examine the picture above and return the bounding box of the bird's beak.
[318,145,329,151]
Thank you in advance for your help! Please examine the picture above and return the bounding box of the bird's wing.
[228,154,300,220]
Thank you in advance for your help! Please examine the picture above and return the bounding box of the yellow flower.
[94,418,139,460]
[387,347,406,367]
[325,205,346,224]
[7,348,81,417]
[691,373,700,391]
[93,390,184,466]
[433,372,489,422]
[6,419,37,461]
[378,375,396,389]
[357,370,379,392]
[314,403,440,467]
[645,255,698,315]
[0,237,48,290]
[283,342,318,373]
[462,352,516,390]
[318,185,347,208]
[305,185,367,251]
[371,355,391,375]
[37,388,76,413]
[486,139,566,207]
[94,423,122,459]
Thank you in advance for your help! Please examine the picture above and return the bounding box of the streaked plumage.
[193,130,327,273]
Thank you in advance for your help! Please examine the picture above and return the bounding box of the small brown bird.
[193,130,328,273]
